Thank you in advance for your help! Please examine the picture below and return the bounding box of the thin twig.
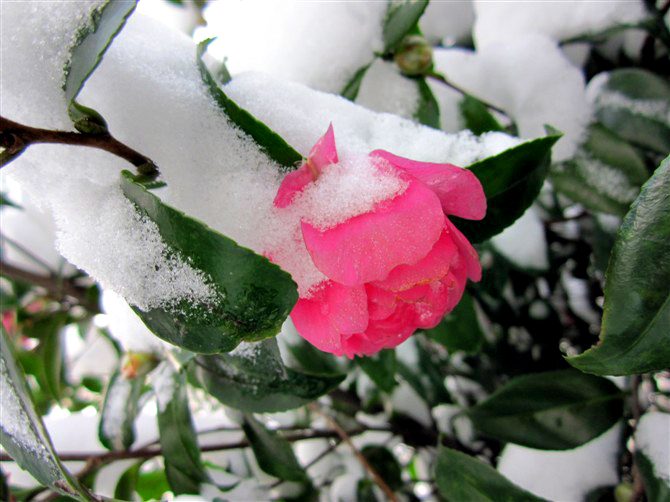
[0,116,158,175]
[426,71,509,118]
[309,403,400,502]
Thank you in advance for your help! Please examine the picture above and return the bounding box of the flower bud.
[394,35,433,76]
[121,351,159,379]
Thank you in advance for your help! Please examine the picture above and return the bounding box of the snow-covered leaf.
[453,131,561,243]
[568,156,670,375]
[197,39,302,170]
[383,0,429,53]
[0,328,92,500]
[98,369,144,451]
[63,0,135,134]
[193,339,344,412]
[466,369,624,450]
[435,446,548,501]
[120,170,298,354]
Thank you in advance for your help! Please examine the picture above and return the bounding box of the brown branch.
[0,260,99,312]
[0,116,158,176]
[309,404,400,502]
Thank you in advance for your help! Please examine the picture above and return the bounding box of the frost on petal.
[301,178,445,286]
[445,218,482,282]
[290,281,368,354]
[371,150,487,220]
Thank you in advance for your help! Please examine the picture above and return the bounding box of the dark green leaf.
[636,451,670,502]
[356,479,380,502]
[415,77,440,129]
[194,339,344,412]
[197,40,302,169]
[342,64,372,101]
[382,0,429,53]
[453,131,561,243]
[37,324,65,402]
[551,124,648,217]
[154,363,208,495]
[120,170,298,354]
[361,446,402,491]
[592,68,670,154]
[114,461,141,501]
[63,0,136,133]
[0,328,90,500]
[567,156,670,375]
[283,335,342,376]
[98,369,145,451]
[425,293,484,354]
[356,350,397,393]
[466,369,624,450]
[460,95,504,135]
[435,447,548,502]
[242,414,306,481]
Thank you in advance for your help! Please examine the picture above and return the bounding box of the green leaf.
[0,192,21,209]
[342,64,372,101]
[197,40,302,170]
[636,451,670,502]
[361,446,402,491]
[356,349,397,393]
[466,369,624,450]
[242,414,306,481]
[591,68,670,154]
[0,328,91,500]
[415,78,440,129]
[154,363,208,495]
[63,0,136,134]
[382,0,429,53]
[114,461,141,501]
[193,338,344,412]
[98,369,144,451]
[22,313,68,402]
[551,124,648,217]
[283,335,342,376]
[435,447,548,502]
[453,131,561,243]
[120,170,298,354]
[425,292,484,354]
[460,95,504,135]
[567,156,670,375]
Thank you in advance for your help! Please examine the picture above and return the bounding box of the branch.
[426,71,510,118]
[0,116,158,176]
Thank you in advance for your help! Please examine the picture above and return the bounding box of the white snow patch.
[355,59,420,120]
[491,206,549,271]
[101,375,133,451]
[420,0,475,46]
[498,422,622,501]
[636,411,670,479]
[151,362,176,414]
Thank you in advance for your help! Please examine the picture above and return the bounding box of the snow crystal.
[432,34,591,161]
[201,1,386,94]
[355,60,420,120]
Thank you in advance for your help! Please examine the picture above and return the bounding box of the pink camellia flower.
[273,125,486,357]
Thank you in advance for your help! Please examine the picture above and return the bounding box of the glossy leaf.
[568,156,670,375]
[592,68,670,154]
[415,78,440,129]
[197,40,302,169]
[193,339,344,412]
[426,293,484,354]
[460,95,504,135]
[356,349,397,393]
[342,64,372,101]
[0,329,91,500]
[120,170,298,354]
[98,369,144,451]
[154,363,208,495]
[453,131,561,243]
[382,0,429,53]
[435,447,548,502]
[466,369,624,450]
[636,451,670,502]
[361,446,402,491]
[242,414,306,481]
[63,0,135,134]
[551,124,647,216]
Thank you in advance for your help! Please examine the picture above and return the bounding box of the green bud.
[394,35,433,77]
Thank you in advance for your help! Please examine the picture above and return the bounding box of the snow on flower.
[270,125,486,357]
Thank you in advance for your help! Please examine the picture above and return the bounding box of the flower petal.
[308,123,338,171]
[290,281,368,353]
[273,165,314,208]
[371,150,487,220]
[301,178,445,286]
[445,218,482,281]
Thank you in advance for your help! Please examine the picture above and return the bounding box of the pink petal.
[371,150,486,220]
[442,259,468,312]
[372,229,458,292]
[445,218,482,281]
[366,284,398,320]
[301,178,445,286]
[290,281,368,354]
[273,124,339,208]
